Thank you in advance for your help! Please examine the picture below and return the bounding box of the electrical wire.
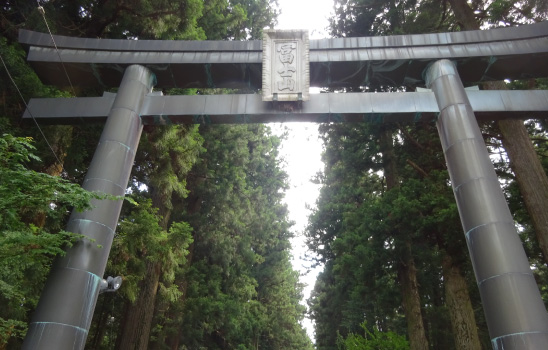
[36,3,77,96]
[0,52,65,170]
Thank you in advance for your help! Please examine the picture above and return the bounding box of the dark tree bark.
[447,0,480,30]
[88,297,110,350]
[380,126,430,350]
[492,84,548,264]
[398,242,430,350]
[380,126,399,190]
[441,253,482,350]
[162,180,203,349]
[163,252,193,350]
[116,182,171,350]
[117,261,162,350]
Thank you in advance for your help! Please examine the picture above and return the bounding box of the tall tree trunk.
[492,84,548,263]
[380,126,429,350]
[398,241,430,350]
[162,175,204,348]
[163,294,186,349]
[117,261,162,350]
[163,231,196,349]
[380,126,399,190]
[88,296,110,350]
[499,117,548,262]
[167,335,180,350]
[441,252,482,350]
[117,181,171,349]
[162,272,189,349]
[449,0,548,265]
[447,0,480,30]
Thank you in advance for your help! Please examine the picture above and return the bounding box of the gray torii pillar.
[23,65,155,350]
[426,59,548,349]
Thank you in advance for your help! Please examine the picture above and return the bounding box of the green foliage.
[0,134,101,346]
[328,0,548,42]
[231,0,280,39]
[107,199,193,303]
[329,0,454,39]
[134,124,205,215]
[198,0,279,39]
[21,0,206,40]
[0,134,99,228]
[89,125,312,350]
[3,0,278,41]
[0,38,70,124]
[336,322,409,350]
[483,0,548,26]
[306,121,482,349]
[170,125,311,350]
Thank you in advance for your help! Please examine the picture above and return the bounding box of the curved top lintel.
[18,22,548,89]
[18,22,548,53]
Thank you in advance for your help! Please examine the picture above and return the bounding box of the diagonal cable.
[0,51,65,171]
[36,3,77,96]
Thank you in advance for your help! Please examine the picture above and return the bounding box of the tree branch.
[398,124,425,150]
[406,159,429,178]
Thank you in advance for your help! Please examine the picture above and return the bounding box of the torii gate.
[19,22,548,349]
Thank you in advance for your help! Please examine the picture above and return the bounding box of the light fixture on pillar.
[100,276,123,293]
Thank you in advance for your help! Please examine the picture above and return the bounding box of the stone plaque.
[262,30,309,102]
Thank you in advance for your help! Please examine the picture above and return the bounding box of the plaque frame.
[262,29,309,102]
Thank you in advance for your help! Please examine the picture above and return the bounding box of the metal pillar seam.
[69,219,115,234]
[97,139,135,151]
[82,178,125,191]
[478,271,534,286]
[452,175,501,191]
[32,322,89,333]
[492,331,548,343]
[464,221,515,240]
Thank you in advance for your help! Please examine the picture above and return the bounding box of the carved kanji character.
[278,77,296,91]
[277,43,296,64]
[278,63,296,77]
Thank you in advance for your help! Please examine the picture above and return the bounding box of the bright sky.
[272,0,335,342]
[275,0,333,39]
[271,122,323,342]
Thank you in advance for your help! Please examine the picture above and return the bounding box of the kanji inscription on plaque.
[262,30,309,101]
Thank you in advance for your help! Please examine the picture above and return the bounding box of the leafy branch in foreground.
[0,133,105,346]
[0,134,106,228]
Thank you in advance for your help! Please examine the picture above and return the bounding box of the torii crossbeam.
[19,22,548,350]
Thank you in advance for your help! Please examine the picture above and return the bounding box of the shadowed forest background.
[1,0,548,349]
